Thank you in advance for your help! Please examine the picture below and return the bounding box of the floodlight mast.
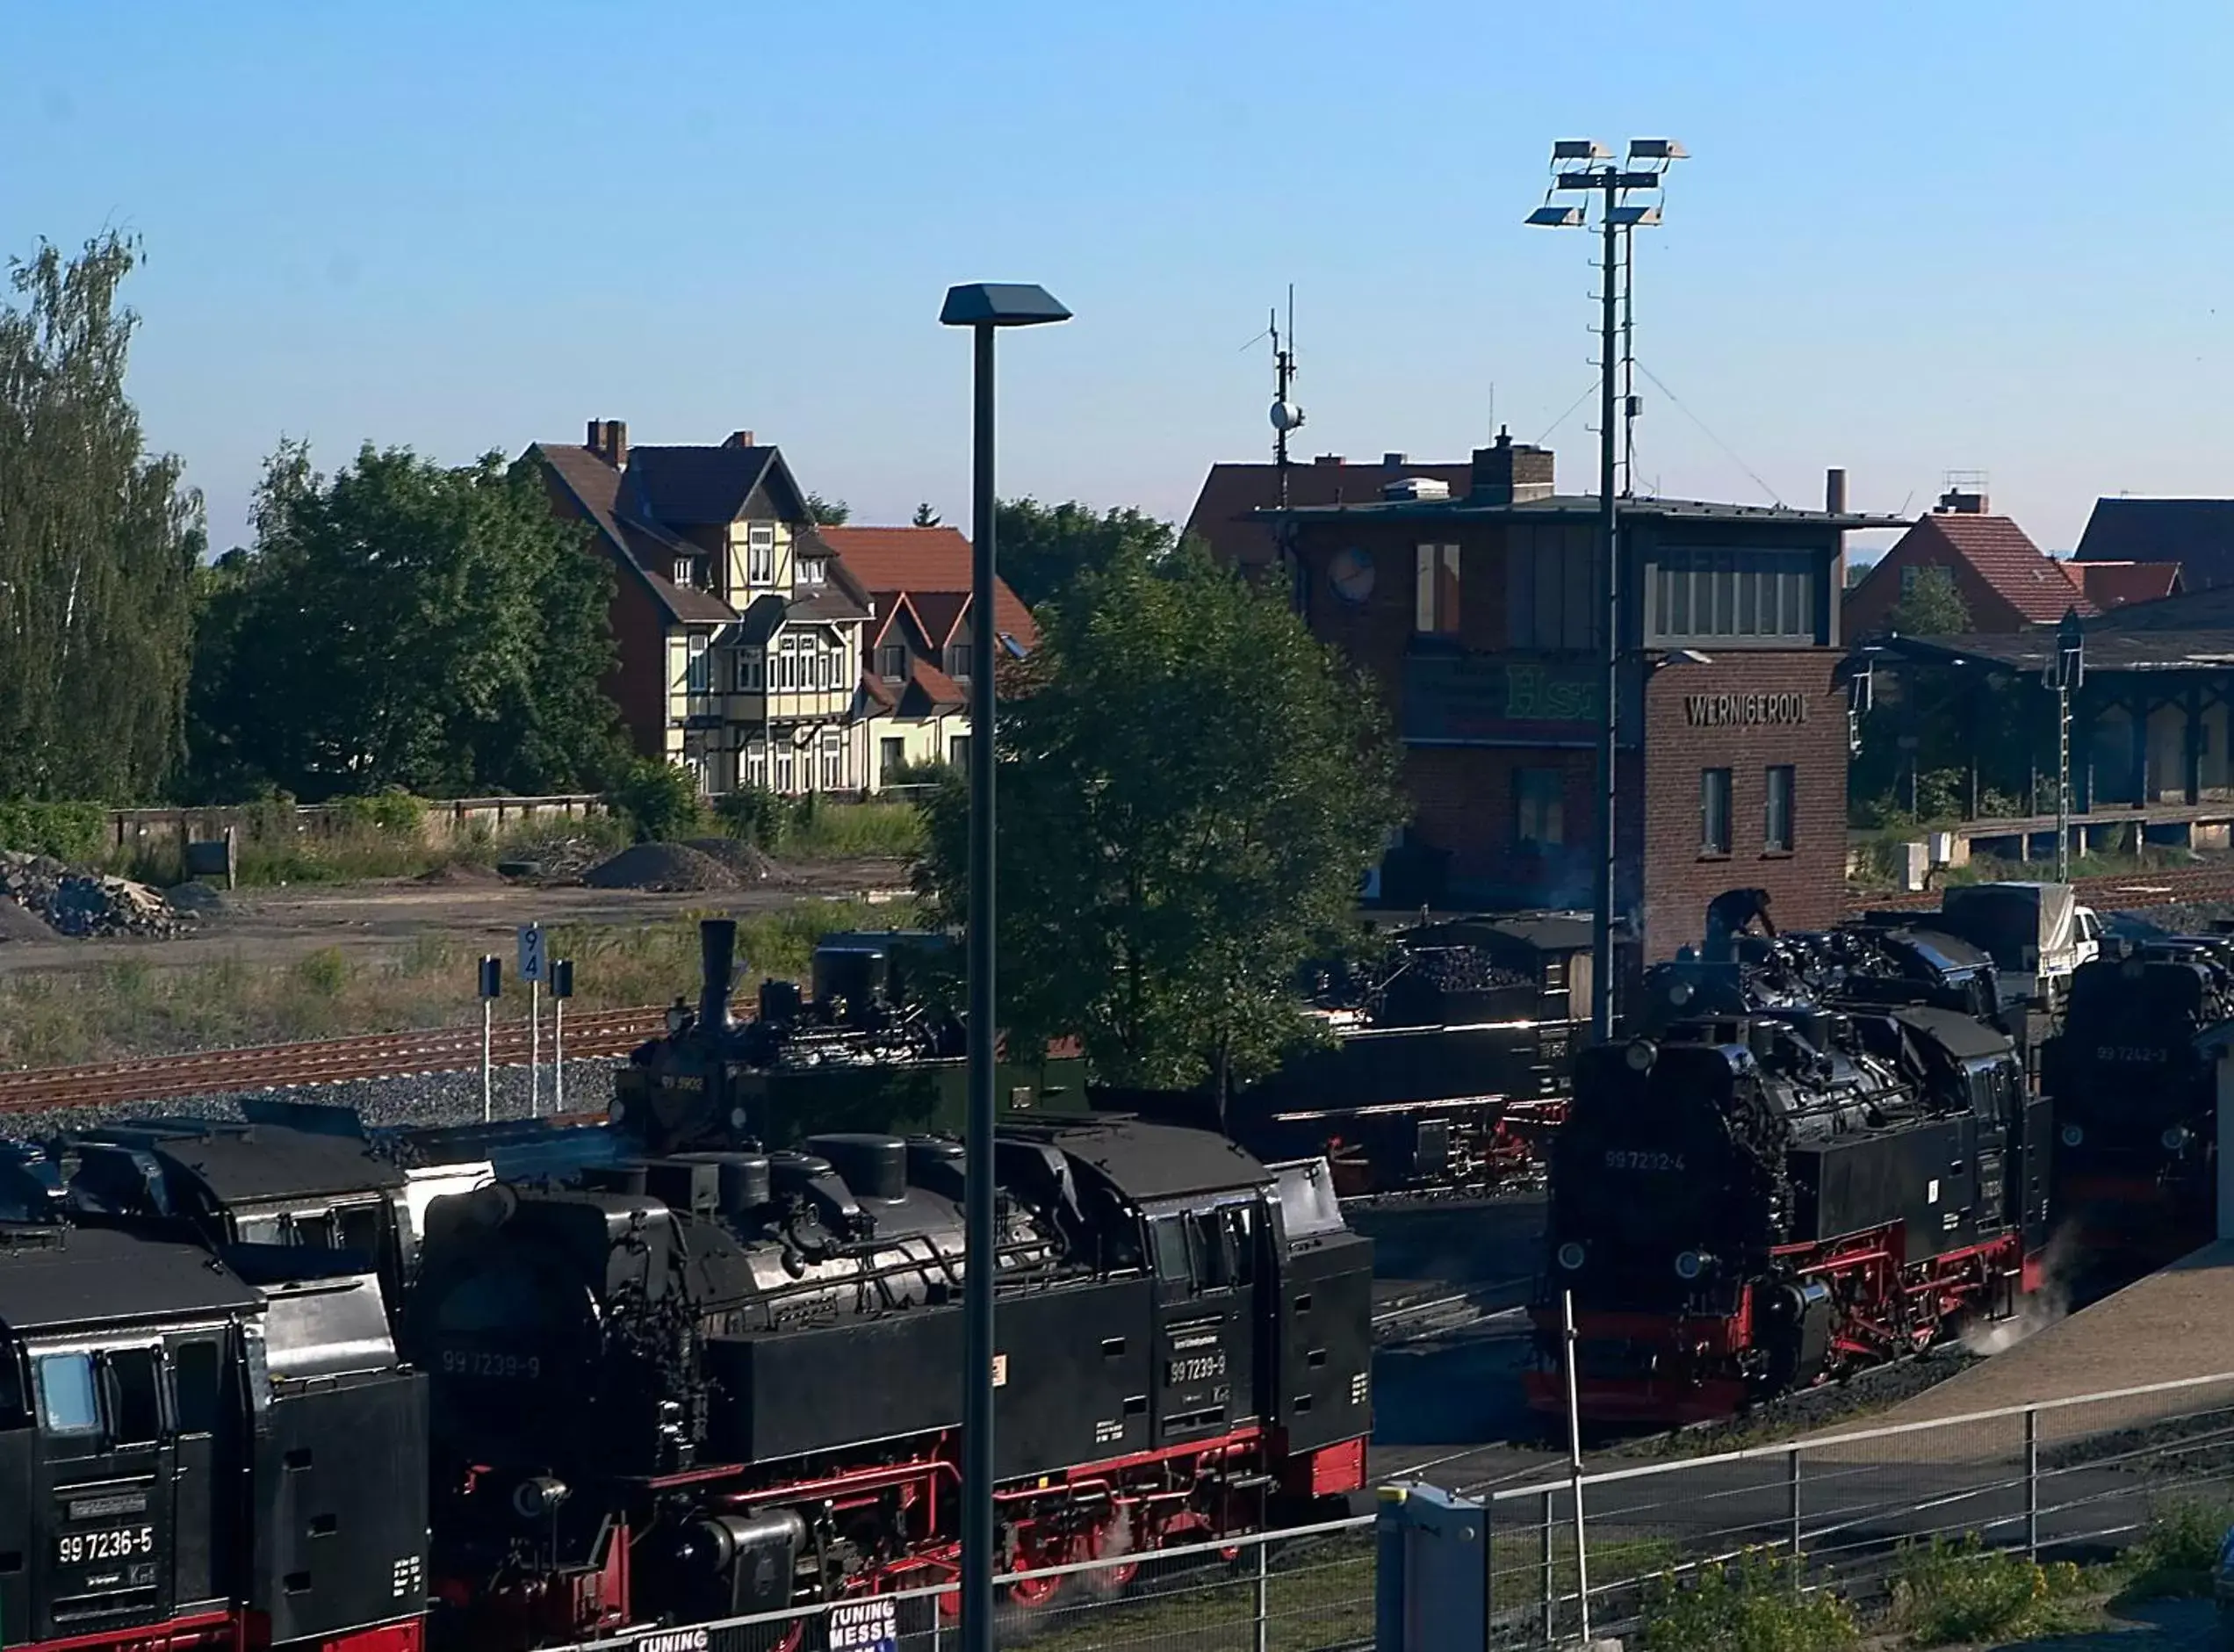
[1528,140,1683,1041]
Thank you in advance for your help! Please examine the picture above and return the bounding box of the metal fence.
[546,1372,2234,1652]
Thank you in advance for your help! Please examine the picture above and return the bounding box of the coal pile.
[684,837,798,886]
[0,851,192,939]
[582,841,738,893]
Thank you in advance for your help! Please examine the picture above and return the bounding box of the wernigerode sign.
[1683,691,1809,729]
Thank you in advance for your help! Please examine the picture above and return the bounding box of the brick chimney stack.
[1470,429,1556,504]
[1935,487,1989,515]
[586,419,629,467]
[724,429,757,449]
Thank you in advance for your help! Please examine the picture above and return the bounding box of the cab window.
[107,1349,162,1446]
[36,1353,99,1436]
[173,1341,221,1436]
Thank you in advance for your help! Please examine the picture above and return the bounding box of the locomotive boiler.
[1527,1001,2049,1425]
[405,1118,1374,1648]
[2041,936,2234,1259]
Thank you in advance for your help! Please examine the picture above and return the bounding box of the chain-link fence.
[545,1373,2234,1652]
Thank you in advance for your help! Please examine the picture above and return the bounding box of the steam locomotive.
[0,920,1378,1652]
[1529,899,2049,1424]
[0,1158,428,1652]
[2041,934,2234,1259]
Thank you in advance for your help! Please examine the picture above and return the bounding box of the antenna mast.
[1268,284,1304,507]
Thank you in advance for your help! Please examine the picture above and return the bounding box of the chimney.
[1935,487,1988,516]
[586,419,628,468]
[1382,451,1409,467]
[1469,428,1556,504]
[724,429,757,449]
[1825,468,1847,515]
[1313,453,1344,466]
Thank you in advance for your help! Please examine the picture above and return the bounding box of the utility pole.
[1528,140,1684,1040]
[2047,608,2085,882]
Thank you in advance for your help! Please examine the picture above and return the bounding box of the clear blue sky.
[4,0,2227,557]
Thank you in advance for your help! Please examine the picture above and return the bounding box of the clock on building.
[1330,546,1375,605]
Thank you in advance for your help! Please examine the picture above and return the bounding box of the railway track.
[0,1006,668,1115]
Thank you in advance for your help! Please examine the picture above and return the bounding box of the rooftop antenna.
[1268,285,1305,507]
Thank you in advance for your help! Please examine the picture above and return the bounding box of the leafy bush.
[2118,1497,2234,1599]
[610,761,707,843]
[330,789,425,837]
[0,800,109,862]
[1887,1535,2086,1645]
[712,786,784,846]
[1640,1551,1856,1652]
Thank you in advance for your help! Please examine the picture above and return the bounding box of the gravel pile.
[0,850,191,939]
[583,841,739,892]
[684,837,798,885]
[15,1056,631,1139]
[497,833,618,885]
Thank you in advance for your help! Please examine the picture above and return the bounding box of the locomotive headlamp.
[1674,1250,1708,1281]
[1625,1039,1657,1072]
[2163,1126,2191,1151]
[1557,1241,1587,1272]
[1668,978,1695,1006]
[2061,1123,2085,1148]
[511,1475,570,1520]
[730,1107,750,1134]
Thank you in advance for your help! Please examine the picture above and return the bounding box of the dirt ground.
[0,857,913,978]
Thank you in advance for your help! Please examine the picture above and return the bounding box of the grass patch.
[1639,1550,1856,1652]
[990,1533,1376,1652]
[1884,1535,2093,1647]
[0,898,919,1067]
[102,813,633,890]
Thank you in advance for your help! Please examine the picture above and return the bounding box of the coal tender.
[1529,999,2048,1425]
[407,1115,1373,1648]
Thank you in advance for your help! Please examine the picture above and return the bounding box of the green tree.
[993,498,1178,610]
[1884,565,1972,635]
[914,542,1405,1105]
[911,501,940,528]
[0,233,203,800]
[805,493,850,525]
[187,441,627,799]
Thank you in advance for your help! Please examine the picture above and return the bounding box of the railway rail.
[0,1006,668,1114]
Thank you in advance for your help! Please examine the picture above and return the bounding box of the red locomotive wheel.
[1081,1515,1140,1595]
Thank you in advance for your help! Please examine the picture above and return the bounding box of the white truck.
[1935,881,2102,1006]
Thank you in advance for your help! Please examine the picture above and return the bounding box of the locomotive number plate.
[1603,1149,1685,1172]
[56,1526,155,1566]
[2095,1046,2170,1064]
[1167,1352,1227,1385]
[440,1348,543,1381]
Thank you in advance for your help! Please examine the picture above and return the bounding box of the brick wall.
[1638,652,1848,958]
[1407,745,1598,905]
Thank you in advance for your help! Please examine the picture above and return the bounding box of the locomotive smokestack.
[699,919,738,1029]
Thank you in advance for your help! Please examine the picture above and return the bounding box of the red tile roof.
[1921,513,2091,624]
[2074,559,2182,610]
[818,526,1039,647]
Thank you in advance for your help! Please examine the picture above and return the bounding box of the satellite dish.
[1330,547,1374,605]
[1270,400,1306,434]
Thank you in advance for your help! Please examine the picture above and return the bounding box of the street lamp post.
[938,279,1072,1652]
[1526,139,1683,1039]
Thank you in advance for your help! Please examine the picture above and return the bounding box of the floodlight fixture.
[1627,139,1689,161]
[1527,204,1586,227]
[1553,139,1611,161]
[938,282,1072,328]
[1610,205,1662,227]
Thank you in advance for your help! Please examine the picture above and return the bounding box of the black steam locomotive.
[2041,935,2234,1259]
[409,1117,1373,1648]
[0,1151,428,1652]
[1530,895,2048,1424]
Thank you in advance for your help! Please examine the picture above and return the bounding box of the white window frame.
[747,523,775,585]
[685,634,710,696]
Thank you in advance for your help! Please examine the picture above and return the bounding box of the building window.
[1648,548,1820,646]
[946,642,970,680]
[820,728,846,790]
[1513,768,1564,849]
[777,638,796,690]
[1503,525,1596,651]
[738,651,762,691]
[748,523,775,585]
[673,557,694,588]
[746,745,767,790]
[686,634,710,696]
[1899,564,1922,595]
[948,734,970,769]
[1765,765,1795,852]
[798,555,825,587]
[775,745,796,793]
[1701,768,1733,856]
[878,644,906,679]
[880,737,904,779]
[1415,544,1461,634]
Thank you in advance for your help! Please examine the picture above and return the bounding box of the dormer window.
[945,643,970,681]
[797,556,826,588]
[877,644,905,680]
[673,558,695,588]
